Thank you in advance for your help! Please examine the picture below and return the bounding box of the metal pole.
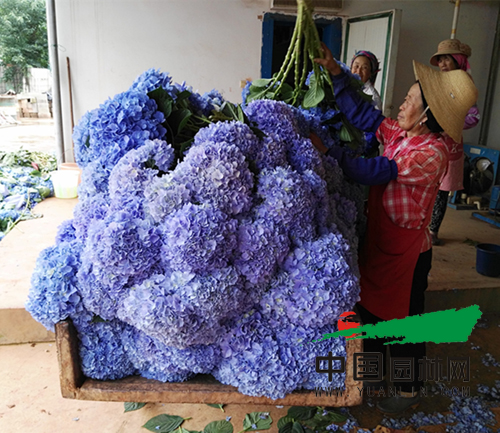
[478,5,500,148]
[45,0,65,164]
[450,0,461,39]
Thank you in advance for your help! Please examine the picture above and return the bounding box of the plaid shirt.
[376,118,449,252]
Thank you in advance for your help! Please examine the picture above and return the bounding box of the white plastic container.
[58,163,82,185]
[50,170,80,199]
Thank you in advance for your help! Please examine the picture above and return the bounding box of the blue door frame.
[261,13,342,79]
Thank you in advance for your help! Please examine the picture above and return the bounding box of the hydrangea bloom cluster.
[0,165,54,240]
[27,69,365,399]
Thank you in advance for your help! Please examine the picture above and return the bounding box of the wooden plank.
[55,321,85,398]
[56,320,363,406]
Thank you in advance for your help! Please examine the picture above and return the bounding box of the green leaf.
[148,87,174,118]
[143,414,185,433]
[203,420,233,433]
[291,422,304,433]
[243,412,272,431]
[278,421,293,433]
[277,417,295,429]
[237,105,245,123]
[176,90,192,102]
[339,125,353,142]
[303,410,347,430]
[178,428,200,433]
[169,108,192,136]
[251,78,273,87]
[206,404,225,412]
[302,84,325,108]
[124,402,146,413]
[37,186,51,198]
[286,407,316,421]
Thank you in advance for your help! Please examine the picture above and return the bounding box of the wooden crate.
[56,320,363,406]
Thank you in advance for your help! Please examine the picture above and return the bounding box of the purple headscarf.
[351,50,380,84]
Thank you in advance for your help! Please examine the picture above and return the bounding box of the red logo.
[337,311,361,339]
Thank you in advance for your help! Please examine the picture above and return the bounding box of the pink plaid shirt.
[376,118,449,252]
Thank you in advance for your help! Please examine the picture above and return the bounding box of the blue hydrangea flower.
[160,203,238,274]
[108,139,175,212]
[254,166,316,245]
[213,310,301,400]
[193,120,260,162]
[118,268,249,349]
[121,326,220,382]
[72,193,110,240]
[129,68,177,95]
[176,141,254,216]
[72,311,136,380]
[25,240,83,332]
[143,171,192,224]
[260,232,360,328]
[244,99,300,144]
[234,218,290,285]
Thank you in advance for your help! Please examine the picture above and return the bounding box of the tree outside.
[0,0,49,93]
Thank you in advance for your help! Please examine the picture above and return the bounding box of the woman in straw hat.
[313,43,477,414]
[428,39,480,246]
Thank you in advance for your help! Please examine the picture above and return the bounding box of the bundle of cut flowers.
[25,66,366,399]
[0,149,55,240]
[26,0,369,399]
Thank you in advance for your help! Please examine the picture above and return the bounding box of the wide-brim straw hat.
[413,60,478,143]
[430,39,471,66]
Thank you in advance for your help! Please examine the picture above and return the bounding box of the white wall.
[55,0,269,161]
[54,0,500,161]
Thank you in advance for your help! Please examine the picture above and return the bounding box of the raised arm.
[314,43,385,134]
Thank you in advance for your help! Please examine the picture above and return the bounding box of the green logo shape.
[315,305,482,345]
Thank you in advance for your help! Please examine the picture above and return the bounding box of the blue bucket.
[476,243,500,278]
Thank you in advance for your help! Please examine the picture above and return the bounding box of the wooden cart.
[56,320,363,407]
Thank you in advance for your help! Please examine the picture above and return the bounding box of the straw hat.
[413,60,478,142]
[430,39,472,66]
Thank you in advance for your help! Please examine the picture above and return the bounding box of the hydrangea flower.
[25,240,83,332]
[254,166,315,245]
[260,232,360,329]
[160,203,238,274]
[234,218,290,285]
[118,268,249,349]
[121,326,220,382]
[27,68,366,400]
[175,141,254,216]
[72,311,136,380]
[213,310,302,400]
[108,139,175,212]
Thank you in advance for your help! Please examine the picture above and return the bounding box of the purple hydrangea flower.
[160,203,238,274]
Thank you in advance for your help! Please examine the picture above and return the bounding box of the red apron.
[358,183,437,321]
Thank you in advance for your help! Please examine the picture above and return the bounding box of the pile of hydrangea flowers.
[0,158,54,241]
[26,69,365,399]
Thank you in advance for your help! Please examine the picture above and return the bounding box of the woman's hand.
[309,132,328,155]
[314,42,342,76]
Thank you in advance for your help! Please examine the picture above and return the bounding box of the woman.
[351,50,383,110]
[428,39,480,246]
[313,44,477,414]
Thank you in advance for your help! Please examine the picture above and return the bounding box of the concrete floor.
[0,118,56,154]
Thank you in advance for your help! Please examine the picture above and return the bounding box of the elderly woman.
[313,44,477,414]
[351,50,383,110]
[428,39,480,246]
